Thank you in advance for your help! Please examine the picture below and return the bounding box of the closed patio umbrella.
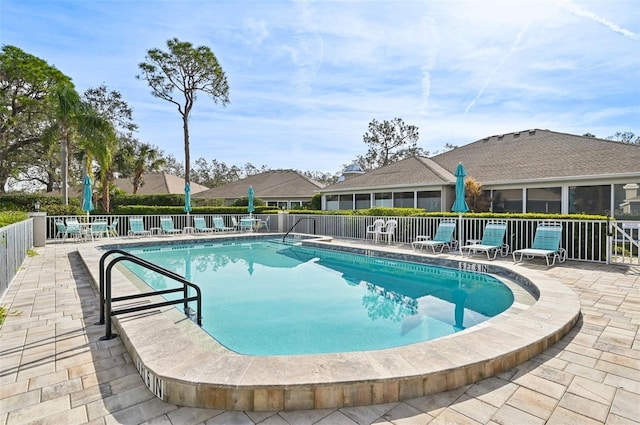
[82,175,94,218]
[248,185,255,218]
[184,183,192,226]
[452,162,469,253]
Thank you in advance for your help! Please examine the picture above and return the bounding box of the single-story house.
[113,172,209,195]
[193,169,324,209]
[317,129,640,217]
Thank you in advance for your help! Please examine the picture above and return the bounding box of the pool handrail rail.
[98,249,202,340]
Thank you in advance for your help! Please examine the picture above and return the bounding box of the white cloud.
[1,0,638,173]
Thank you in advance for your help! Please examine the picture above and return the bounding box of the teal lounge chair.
[212,217,234,232]
[411,220,457,253]
[239,217,255,232]
[194,216,215,233]
[55,219,82,242]
[513,221,566,267]
[160,216,182,236]
[88,219,109,241]
[128,217,151,237]
[461,220,508,260]
[107,218,119,237]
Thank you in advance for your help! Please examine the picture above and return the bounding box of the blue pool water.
[122,240,514,356]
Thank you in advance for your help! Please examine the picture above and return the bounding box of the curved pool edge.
[78,234,581,411]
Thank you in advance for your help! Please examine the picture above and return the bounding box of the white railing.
[0,218,33,298]
[610,221,640,265]
[45,214,274,239]
[44,213,638,265]
[286,214,634,265]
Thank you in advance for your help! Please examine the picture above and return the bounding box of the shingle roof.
[320,129,640,192]
[324,156,454,192]
[431,129,640,183]
[114,173,209,195]
[193,170,324,199]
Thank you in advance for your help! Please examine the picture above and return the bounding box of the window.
[417,191,441,211]
[526,187,561,213]
[569,185,611,215]
[373,192,392,208]
[491,189,522,213]
[326,195,339,210]
[393,192,414,208]
[355,194,370,210]
[277,201,288,210]
[339,194,353,210]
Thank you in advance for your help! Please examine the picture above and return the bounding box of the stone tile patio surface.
[1,238,639,425]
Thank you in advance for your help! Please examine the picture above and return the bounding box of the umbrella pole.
[458,213,463,254]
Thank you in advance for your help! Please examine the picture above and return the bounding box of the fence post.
[29,212,47,247]
[278,211,289,233]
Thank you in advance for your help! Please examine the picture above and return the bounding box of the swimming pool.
[82,234,580,411]
[122,239,514,355]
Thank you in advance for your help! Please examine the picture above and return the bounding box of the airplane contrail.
[558,0,640,41]
[464,22,529,116]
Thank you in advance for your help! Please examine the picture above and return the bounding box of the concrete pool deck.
[1,235,639,424]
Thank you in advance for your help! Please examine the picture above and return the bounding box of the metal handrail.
[282,217,316,242]
[98,249,202,340]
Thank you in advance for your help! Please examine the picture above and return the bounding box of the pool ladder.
[96,249,202,340]
[282,217,316,242]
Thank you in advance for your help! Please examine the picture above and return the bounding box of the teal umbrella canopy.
[452,163,469,213]
[248,185,255,214]
[184,183,192,213]
[452,162,468,254]
[82,175,94,214]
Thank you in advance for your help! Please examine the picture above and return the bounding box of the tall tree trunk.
[46,172,55,192]
[183,115,190,185]
[60,126,68,204]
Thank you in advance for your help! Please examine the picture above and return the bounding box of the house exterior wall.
[320,179,640,217]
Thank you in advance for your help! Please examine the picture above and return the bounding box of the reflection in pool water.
[122,240,514,355]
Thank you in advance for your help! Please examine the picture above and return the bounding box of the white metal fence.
[0,219,33,298]
[285,214,638,265]
[43,213,639,265]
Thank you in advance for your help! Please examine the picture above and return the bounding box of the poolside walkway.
[1,241,639,425]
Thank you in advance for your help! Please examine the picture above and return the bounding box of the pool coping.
[78,233,581,411]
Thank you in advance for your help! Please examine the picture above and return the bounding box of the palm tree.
[132,143,166,194]
[48,82,114,204]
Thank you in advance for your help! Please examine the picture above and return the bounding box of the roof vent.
[497,134,504,140]
[513,132,520,138]
[529,129,536,135]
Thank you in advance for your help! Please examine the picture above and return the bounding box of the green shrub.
[0,194,80,212]
[0,211,28,227]
[115,205,280,215]
[111,194,186,209]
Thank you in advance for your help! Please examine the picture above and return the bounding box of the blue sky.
[2,0,639,174]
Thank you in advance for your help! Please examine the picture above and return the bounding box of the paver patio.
[0,241,638,425]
